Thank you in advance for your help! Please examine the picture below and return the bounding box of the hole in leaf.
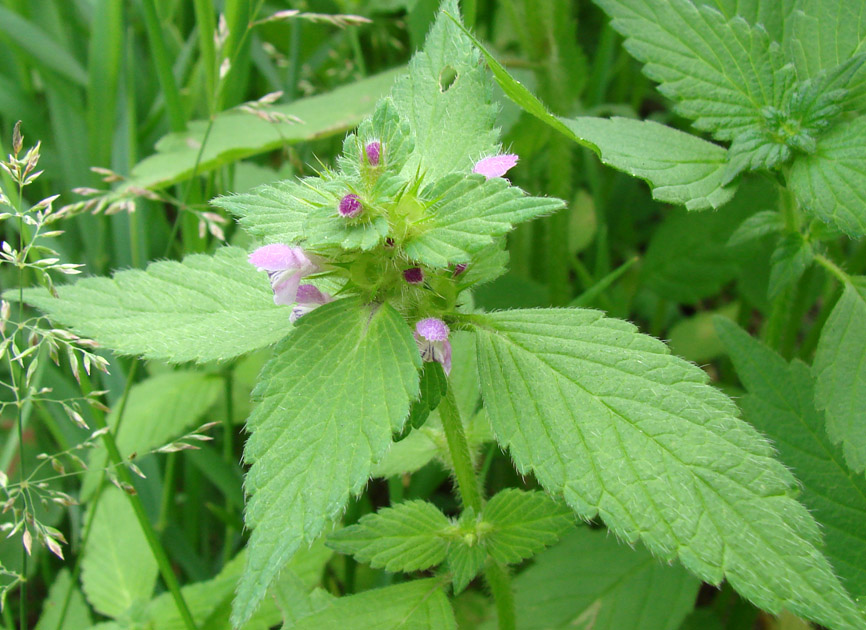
[439,65,458,92]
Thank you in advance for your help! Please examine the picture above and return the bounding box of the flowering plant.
[15,2,866,629]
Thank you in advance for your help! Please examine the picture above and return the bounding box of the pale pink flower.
[473,154,518,179]
[249,244,320,306]
[414,318,452,375]
[290,284,332,322]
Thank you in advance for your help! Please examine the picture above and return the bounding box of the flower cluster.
[247,147,518,375]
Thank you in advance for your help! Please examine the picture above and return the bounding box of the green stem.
[814,254,849,285]
[89,388,197,630]
[484,560,516,630]
[15,173,26,630]
[437,384,482,513]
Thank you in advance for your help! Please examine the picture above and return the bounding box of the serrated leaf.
[35,569,92,630]
[404,173,564,268]
[233,298,420,626]
[402,361,448,437]
[789,117,866,236]
[562,117,738,210]
[446,18,737,211]
[447,537,486,595]
[474,308,864,630]
[16,247,287,363]
[481,489,573,566]
[716,318,866,602]
[81,371,222,498]
[642,178,774,303]
[289,579,456,630]
[81,487,157,618]
[727,210,783,246]
[768,233,813,299]
[813,278,866,474]
[327,500,451,573]
[390,0,499,181]
[481,526,700,630]
[339,98,415,179]
[595,0,786,140]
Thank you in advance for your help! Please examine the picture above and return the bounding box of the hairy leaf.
[789,117,866,236]
[405,173,564,268]
[447,17,737,211]
[18,247,288,363]
[481,489,573,565]
[482,527,700,630]
[768,233,813,299]
[289,579,456,630]
[474,308,864,629]
[390,0,499,181]
[233,298,420,626]
[327,500,451,573]
[717,318,866,601]
[81,487,156,618]
[447,536,486,595]
[595,0,785,140]
[813,278,866,473]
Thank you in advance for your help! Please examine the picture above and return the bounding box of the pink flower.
[249,244,320,306]
[414,318,452,375]
[365,141,381,166]
[290,284,332,322]
[473,154,518,179]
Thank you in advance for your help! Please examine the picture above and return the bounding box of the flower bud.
[365,141,381,166]
[338,193,362,218]
[403,267,424,284]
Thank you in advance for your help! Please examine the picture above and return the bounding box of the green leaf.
[813,278,866,474]
[404,173,564,268]
[36,569,92,630]
[789,117,866,236]
[390,0,499,181]
[81,487,157,618]
[768,233,813,299]
[481,489,573,566]
[233,298,420,626]
[121,68,404,192]
[595,0,785,141]
[289,579,456,630]
[81,371,223,498]
[561,117,738,210]
[445,16,737,211]
[446,530,486,594]
[327,500,451,573]
[716,318,866,603]
[0,7,87,86]
[339,98,415,179]
[727,210,783,246]
[474,308,864,630]
[18,247,288,364]
[482,526,700,630]
[641,178,774,303]
[787,0,866,83]
[403,361,448,438]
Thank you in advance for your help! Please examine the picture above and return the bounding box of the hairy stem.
[484,560,517,630]
[437,384,482,513]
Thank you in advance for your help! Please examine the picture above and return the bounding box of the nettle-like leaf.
[595,0,785,141]
[717,318,866,602]
[486,526,700,630]
[481,489,574,566]
[390,0,499,181]
[449,18,738,211]
[402,361,448,438]
[405,173,564,268]
[18,246,287,363]
[80,487,157,618]
[789,117,866,237]
[473,309,865,630]
[327,500,451,573]
[289,579,456,630]
[339,98,415,179]
[232,298,420,626]
[446,515,487,594]
[767,233,814,300]
[813,277,866,473]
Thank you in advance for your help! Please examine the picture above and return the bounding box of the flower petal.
[415,317,449,342]
[473,154,519,179]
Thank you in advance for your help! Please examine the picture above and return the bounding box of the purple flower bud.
[365,141,381,166]
[403,267,424,284]
[339,193,362,218]
[473,154,519,179]
[414,318,452,375]
[249,244,320,306]
[290,284,332,322]
[453,263,467,277]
